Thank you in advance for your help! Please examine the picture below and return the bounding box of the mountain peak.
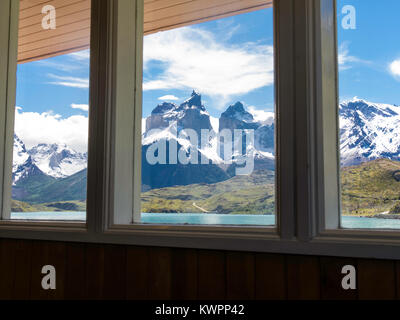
[221,101,254,122]
[183,90,202,108]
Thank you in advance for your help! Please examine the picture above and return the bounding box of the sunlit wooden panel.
[17,0,273,63]
[18,0,91,63]
[144,0,273,35]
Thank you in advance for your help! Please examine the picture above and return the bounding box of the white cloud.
[71,103,89,111]
[15,107,88,153]
[248,106,274,125]
[158,95,179,101]
[143,26,274,108]
[67,49,90,61]
[338,42,368,71]
[389,59,400,78]
[37,49,90,72]
[48,74,89,88]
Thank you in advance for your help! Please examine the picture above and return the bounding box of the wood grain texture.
[255,253,286,300]
[126,246,149,300]
[286,255,321,300]
[17,0,273,62]
[320,257,357,300]
[1,238,400,300]
[65,243,86,300]
[103,244,126,300]
[0,239,17,300]
[171,248,198,300]
[84,244,104,299]
[12,240,33,300]
[357,259,396,300]
[197,250,226,300]
[226,252,255,300]
[148,247,172,300]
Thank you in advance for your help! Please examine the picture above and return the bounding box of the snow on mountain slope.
[27,143,87,178]
[13,134,29,172]
[340,98,400,166]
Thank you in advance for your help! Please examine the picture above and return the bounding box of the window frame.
[2,0,400,261]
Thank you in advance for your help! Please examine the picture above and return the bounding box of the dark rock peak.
[188,90,201,105]
[221,101,253,122]
[152,102,177,115]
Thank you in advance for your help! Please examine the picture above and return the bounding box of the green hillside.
[341,158,400,215]
[13,169,87,204]
[141,170,275,214]
[11,200,86,212]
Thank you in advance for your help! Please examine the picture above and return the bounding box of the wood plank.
[0,239,17,300]
[197,250,226,300]
[171,248,198,300]
[19,27,90,53]
[29,240,50,299]
[64,243,86,300]
[145,0,194,13]
[20,0,87,22]
[18,38,89,63]
[103,245,127,300]
[397,261,400,300]
[320,257,357,300]
[126,246,149,300]
[144,0,271,22]
[148,247,172,299]
[46,241,67,300]
[226,252,255,300]
[144,0,272,35]
[358,259,396,300]
[255,253,286,300]
[20,0,56,11]
[20,11,90,40]
[286,255,320,300]
[85,244,104,299]
[12,240,33,300]
[320,257,358,300]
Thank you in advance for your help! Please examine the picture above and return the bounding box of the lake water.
[9,212,400,229]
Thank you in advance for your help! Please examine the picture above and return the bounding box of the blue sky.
[338,0,400,104]
[142,8,274,119]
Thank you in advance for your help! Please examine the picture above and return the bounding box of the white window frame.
[1,0,400,260]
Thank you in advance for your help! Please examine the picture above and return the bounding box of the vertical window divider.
[0,0,19,221]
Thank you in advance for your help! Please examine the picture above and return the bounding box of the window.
[3,0,91,222]
[139,3,275,226]
[337,0,400,229]
[2,0,400,260]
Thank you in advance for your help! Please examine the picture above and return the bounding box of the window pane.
[10,1,90,221]
[141,2,275,226]
[338,0,400,229]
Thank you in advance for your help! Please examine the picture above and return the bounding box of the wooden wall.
[0,238,398,300]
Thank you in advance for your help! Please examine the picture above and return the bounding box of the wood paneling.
[226,252,255,300]
[357,259,396,300]
[0,238,399,300]
[18,0,91,63]
[17,0,272,63]
[286,255,321,300]
[255,253,286,300]
[320,257,357,300]
[197,250,226,300]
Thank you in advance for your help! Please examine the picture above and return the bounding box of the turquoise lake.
[9,212,400,229]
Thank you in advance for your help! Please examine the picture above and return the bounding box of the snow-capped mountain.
[28,143,87,178]
[13,134,29,174]
[142,91,275,189]
[12,135,87,184]
[340,98,400,166]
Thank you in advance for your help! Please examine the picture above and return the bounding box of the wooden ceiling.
[18,0,273,63]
